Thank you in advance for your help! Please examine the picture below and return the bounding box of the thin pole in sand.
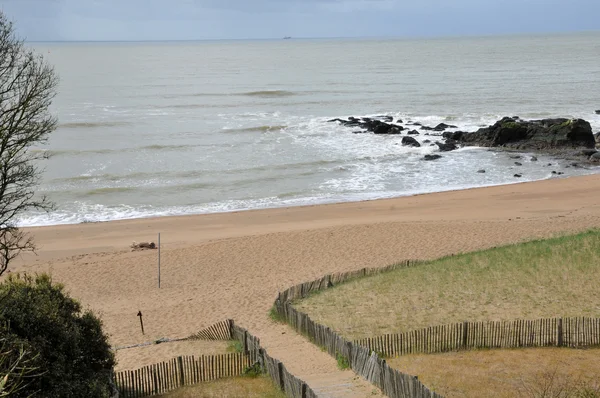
[158,233,161,288]
[137,310,145,335]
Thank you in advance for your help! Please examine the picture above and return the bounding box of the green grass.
[268,306,285,323]
[226,340,243,353]
[295,229,600,340]
[336,352,350,370]
[156,375,285,398]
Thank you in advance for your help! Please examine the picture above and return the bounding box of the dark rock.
[423,154,442,161]
[547,163,553,166]
[570,162,581,168]
[590,152,600,162]
[595,110,600,115]
[420,125,435,131]
[407,130,420,135]
[443,131,465,141]
[401,136,421,147]
[530,156,538,161]
[436,140,458,152]
[450,116,596,150]
[328,118,346,123]
[423,139,431,143]
[373,123,402,135]
[352,130,367,134]
[514,174,522,178]
[510,155,522,159]
[409,122,422,126]
[477,169,486,173]
[514,162,522,166]
[429,144,436,147]
[433,123,458,131]
[581,149,598,156]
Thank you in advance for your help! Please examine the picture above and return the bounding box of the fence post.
[277,362,285,392]
[243,330,248,354]
[258,348,266,373]
[228,319,234,340]
[462,321,469,349]
[346,341,353,370]
[558,318,564,347]
[152,365,158,395]
[301,382,307,398]
[177,356,185,387]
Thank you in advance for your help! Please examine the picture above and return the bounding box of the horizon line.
[25,29,600,44]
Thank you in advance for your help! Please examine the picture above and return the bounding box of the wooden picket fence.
[274,260,443,398]
[115,319,317,398]
[232,322,318,398]
[115,353,251,397]
[273,260,600,397]
[354,317,600,358]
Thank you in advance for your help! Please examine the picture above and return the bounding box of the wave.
[84,187,137,196]
[59,121,130,129]
[221,125,287,133]
[39,144,197,158]
[240,90,296,98]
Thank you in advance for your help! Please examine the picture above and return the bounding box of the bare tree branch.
[0,12,57,276]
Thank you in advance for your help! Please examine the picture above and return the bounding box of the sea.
[21,32,600,226]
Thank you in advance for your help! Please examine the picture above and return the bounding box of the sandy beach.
[11,174,600,390]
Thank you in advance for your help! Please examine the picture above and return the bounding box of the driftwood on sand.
[130,241,156,250]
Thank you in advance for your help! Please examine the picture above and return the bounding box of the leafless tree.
[0,12,58,276]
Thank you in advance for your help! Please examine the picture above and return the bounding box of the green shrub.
[336,353,350,370]
[0,273,115,397]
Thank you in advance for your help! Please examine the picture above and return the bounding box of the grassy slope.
[388,348,600,398]
[157,376,285,398]
[295,229,600,340]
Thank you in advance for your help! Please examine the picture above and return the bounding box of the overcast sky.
[1,0,598,41]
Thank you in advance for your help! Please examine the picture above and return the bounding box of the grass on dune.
[295,229,600,340]
[388,347,600,398]
[156,375,285,398]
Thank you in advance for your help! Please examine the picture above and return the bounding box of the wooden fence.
[231,323,318,398]
[274,260,600,397]
[187,319,233,341]
[115,352,251,397]
[354,317,600,358]
[274,260,443,398]
[115,319,317,398]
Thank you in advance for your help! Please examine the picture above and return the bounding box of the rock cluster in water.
[328,115,600,166]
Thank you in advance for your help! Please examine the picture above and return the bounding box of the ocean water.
[22,32,600,226]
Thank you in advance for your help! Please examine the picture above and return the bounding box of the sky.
[0,0,598,41]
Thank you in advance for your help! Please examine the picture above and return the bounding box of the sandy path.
[13,174,600,396]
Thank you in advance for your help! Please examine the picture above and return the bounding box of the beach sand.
[11,174,600,391]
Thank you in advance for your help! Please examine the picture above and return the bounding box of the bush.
[0,273,115,397]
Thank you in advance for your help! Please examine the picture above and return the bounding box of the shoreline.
[16,173,600,265]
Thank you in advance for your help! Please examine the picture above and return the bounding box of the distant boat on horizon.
[283,36,292,40]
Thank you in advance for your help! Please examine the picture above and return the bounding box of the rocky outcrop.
[451,117,595,150]
[328,116,403,135]
[423,154,442,161]
[436,140,458,152]
[421,123,457,132]
[402,136,420,147]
